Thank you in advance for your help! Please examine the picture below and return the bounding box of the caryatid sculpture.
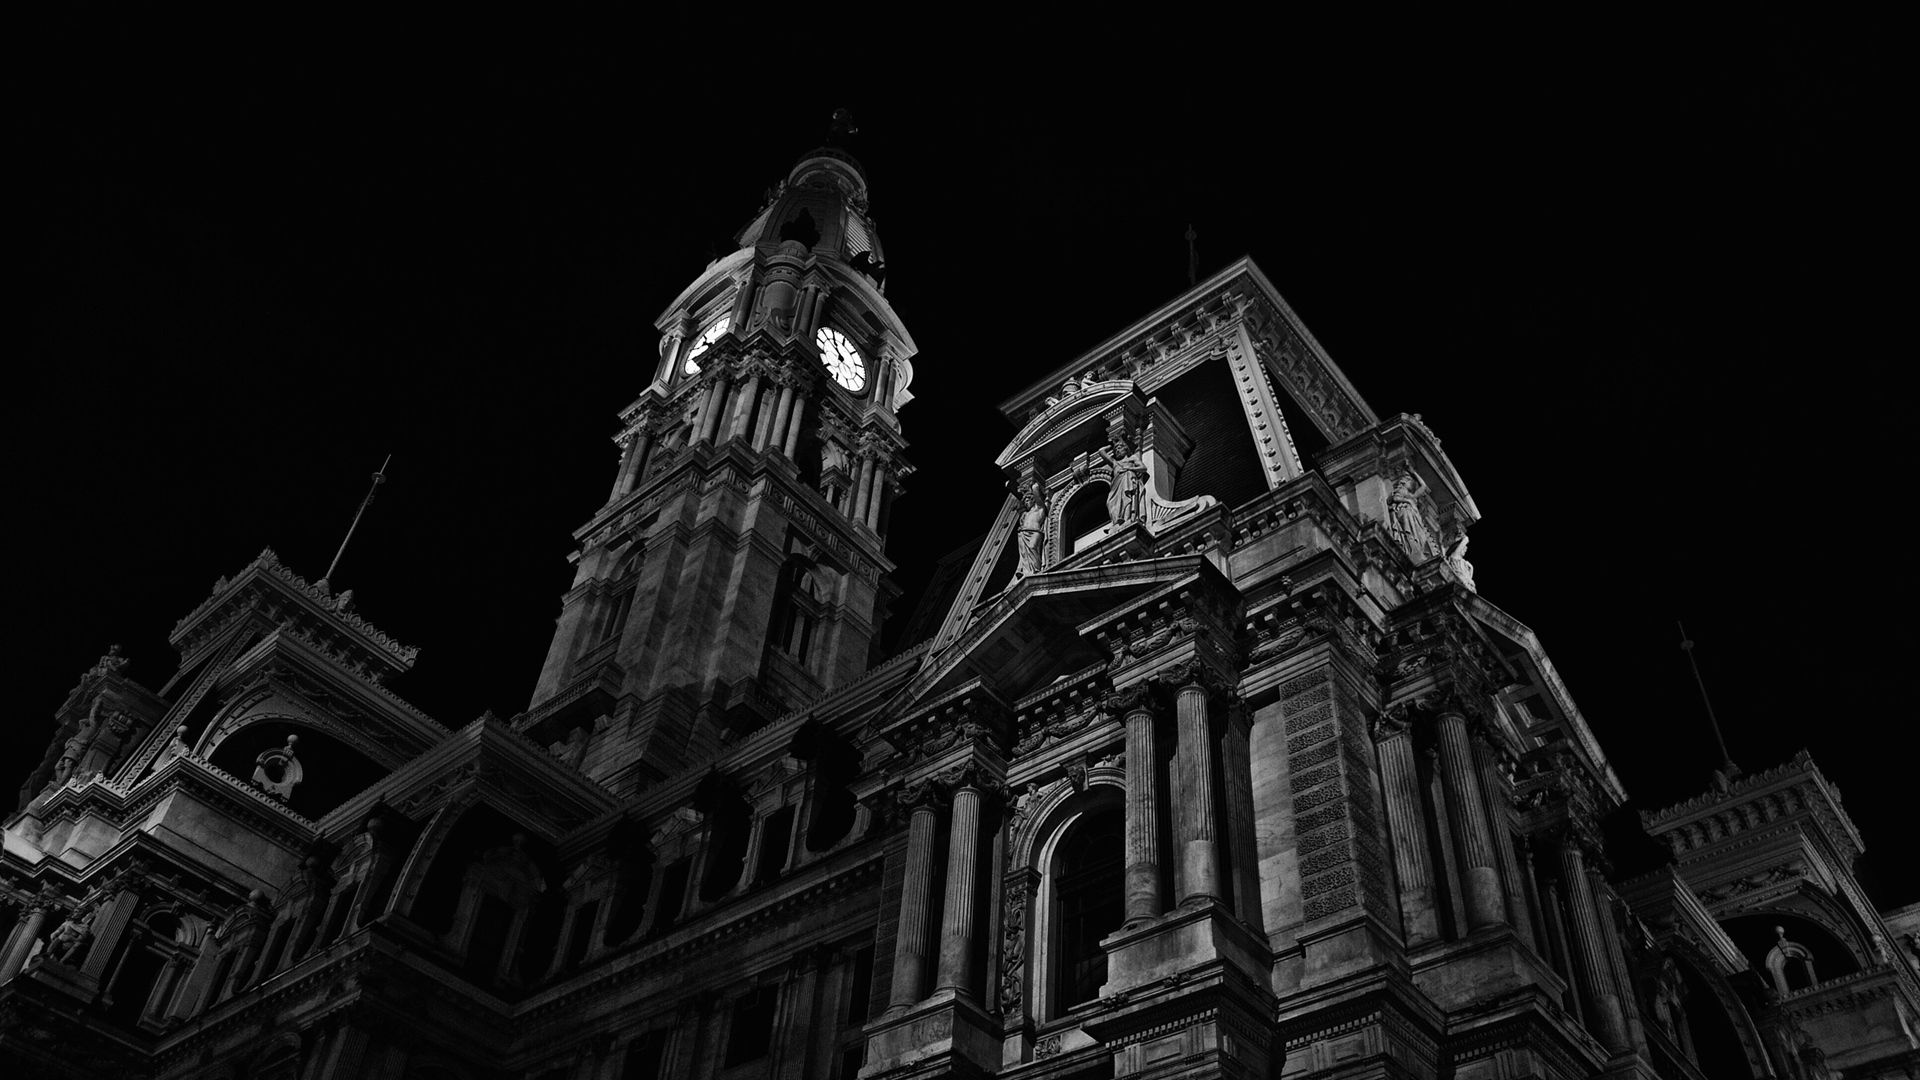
[1013,481,1046,579]
[1386,470,1439,560]
[1097,429,1148,527]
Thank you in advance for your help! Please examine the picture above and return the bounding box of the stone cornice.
[170,547,419,673]
[1640,750,1864,865]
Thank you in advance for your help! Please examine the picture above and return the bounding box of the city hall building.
[4,139,1916,1080]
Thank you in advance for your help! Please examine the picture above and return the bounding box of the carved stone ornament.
[43,905,95,964]
[1386,470,1439,561]
[251,736,304,800]
[1012,479,1047,579]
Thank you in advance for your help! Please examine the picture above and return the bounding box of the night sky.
[21,12,1911,907]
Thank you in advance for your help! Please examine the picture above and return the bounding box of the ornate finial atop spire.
[828,108,859,145]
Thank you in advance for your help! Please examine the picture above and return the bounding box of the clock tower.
[521,129,916,795]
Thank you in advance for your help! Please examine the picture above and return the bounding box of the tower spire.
[1677,619,1739,785]
[320,455,391,587]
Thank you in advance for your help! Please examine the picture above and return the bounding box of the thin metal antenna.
[1186,224,1199,287]
[1678,620,1738,778]
[321,455,391,586]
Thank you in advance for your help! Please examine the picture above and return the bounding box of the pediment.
[896,555,1220,711]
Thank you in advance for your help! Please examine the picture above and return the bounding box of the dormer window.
[682,316,731,376]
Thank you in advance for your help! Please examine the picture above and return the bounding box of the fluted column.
[728,372,763,442]
[610,425,654,501]
[0,902,51,982]
[851,453,876,523]
[1435,708,1506,930]
[935,782,983,996]
[782,393,807,460]
[1171,675,1221,905]
[1119,691,1163,926]
[1476,728,1536,947]
[864,462,889,530]
[1374,714,1439,944]
[1557,836,1630,1051]
[766,383,796,453]
[887,788,940,1010]
[697,374,731,444]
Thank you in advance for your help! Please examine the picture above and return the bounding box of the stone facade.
[4,142,1917,1080]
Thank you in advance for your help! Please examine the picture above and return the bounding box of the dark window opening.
[322,883,358,946]
[696,776,752,903]
[650,859,691,935]
[845,945,875,1024]
[258,920,293,982]
[104,940,165,1024]
[755,807,796,884]
[604,856,654,945]
[564,900,599,970]
[724,986,778,1066]
[779,210,820,248]
[465,895,515,983]
[1055,808,1124,1011]
[1155,361,1269,508]
[621,1032,666,1080]
[1061,482,1111,554]
[598,590,635,646]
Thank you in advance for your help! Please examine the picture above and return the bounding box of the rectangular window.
[620,1032,666,1080]
[650,859,692,934]
[563,899,599,970]
[754,807,796,884]
[724,986,777,1066]
[844,945,875,1024]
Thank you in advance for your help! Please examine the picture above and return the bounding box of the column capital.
[1101,684,1155,718]
[1149,658,1235,701]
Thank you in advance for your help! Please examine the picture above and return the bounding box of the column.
[81,887,143,980]
[1120,693,1163,926]
[781,393,807,460]
[1172,676,1221,905]
[1475,729,1536,947]
[697,374,731,444]
[935,782,982,996]
[1557,836,1630,1051]
[851,454,876,523]
[1375,717,1439,944]
[773,949,825,1080]
[0,903,50,982]
[728,372,763,442]
[864,462,889,530]
[1435,709,1507,930]
[1541,877,1584,1020]
[887,789,939,1010]
[764,382,795,452]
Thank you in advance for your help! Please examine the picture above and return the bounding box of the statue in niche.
[44,905,95,964]
[1013,482,1046,579]
[1094,429,1149,527]
[1445,532,1476,592]
[1386,471,1439,560]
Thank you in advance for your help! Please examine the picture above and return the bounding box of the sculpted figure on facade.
[1013,481,1046,579]
[53,711,99,785]
[1387,470,1439,560]
[1445,531,1476,592]
[44,904,95,965]
[1094,428,1148,527]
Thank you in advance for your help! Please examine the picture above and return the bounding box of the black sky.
[20,11,1913,905]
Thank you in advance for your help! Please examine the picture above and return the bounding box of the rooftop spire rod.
[1677,620,1737,776]
[322,455,391,586]
[1186,223,1199,287]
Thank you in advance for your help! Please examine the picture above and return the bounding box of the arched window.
[1052,805,1124,1012]
[771,559,828,667]
[1061,483,1112,556]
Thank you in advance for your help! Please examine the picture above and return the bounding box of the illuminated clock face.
[682,316,731,375]
[816,327,867,392]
